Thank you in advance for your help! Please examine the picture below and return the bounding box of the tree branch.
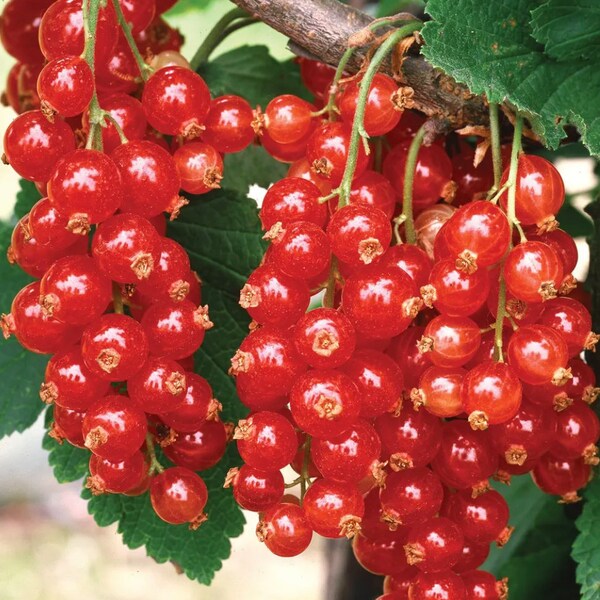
[229,0,488,130]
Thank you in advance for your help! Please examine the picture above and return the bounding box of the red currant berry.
[173,141,223,195]
[361,488,405,542]
[261,128,314,163]
[260,177,328,230]
[293,308,356,369]
[162,419,227,471]
[81,313,149,381]
[503,241,563,304]
[413,366,466,418]
[554,401,600,463]
[303,478,365,538]
[452,149,494,205]
[88,450,148,494]
[256,502,312,557]
[128,357,187,413]
[346,170,396,219]
[95,37,140,96]
[287,157,332,196]
[28,197,81,249]
[298,58,335,98]
[386,326,431,390]
[234,410,297,470]
[3,110,76,182]
[4,62,42,114]
[202,94,254,153]
[421,315,481,368]
[264,94,314,144]
[142,66,210,137]
[507,324,569,385]
[453,540,490,574]
[339,73,402,136]
[380,467,444,529]
[150,466,208,528]
[0,0,48,64]
[3,281,82,354]
[92,212,160,283]
[341,349,403,418]
[290,369,360,439]
[82,395,147,461]
[529,228,577,274]
[409,571,467,600]
[226,464,284,512]
[353,533,411,577]
[160,372,217,432]
[41,347,110,411]
[342,266,419,339]
[118,0,155,34]
[531,454,590,502]
[462,570,507,600]
[48,149,123,231]
[306,121,368,186]
[312,419,382,483]
[445,200,511,271]
[381,244,433,289]
[239,264,310,328]
[51,404,86,447]
[375,404,442,470]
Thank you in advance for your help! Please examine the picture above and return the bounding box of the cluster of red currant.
[228,56,600,599]
[0,0,259,529]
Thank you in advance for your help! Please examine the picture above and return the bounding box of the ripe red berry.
[150,467,208,528]
[554,401,600,463]
[162,419,227,471]
[232,326,307,411]
[239,264,310,328]
[375,404,442,470]
[452,149,494,205]
[298,58,335,99]
[118,0,155,34]
[88,450,148,494]
[41,347,110,411]
[453,540,490,574]
[379,467,444,529]
[290,369,360,439]
[4,62,42,114]
[409,571,467,600]
[381,244,433,289]
[347,170,397,219]
[256,502,313,557]
[160,372,217,432]
[27,197,81,249]
[264,94,314,144]
[507,324,569,385]
[421,314,481,368]
[39,255,112,325]
[173,141,223,195]
[111,140,181,217]
[81,313,149,381]
[353,534,411,577]
[341,349,403,418]
[82,395,147,461]
[142,66,211,137]
[202,94,254,153]
[312,419,381,483]
[342,266,419,339]
[531,454,591,501]
[48,149,123,231]
[431,420,498,492]
[3,110,76,182]
[503,241,563,304]
[51,404,86,447]
[529,228,578,274]
[500,154,564,231]
[227,464,284,512]
[2,281,82,354]
[0,0,47,64]
[306,121,368,186]
[95,37,140,96]
[260,177,328,230]
[413,366,465,418]
[303,478,365,538]
[442,490,511,545]
[92,212,160,283]
[386,326,431,390]
[128,356,187,413]
[461,570,507,600]
[37,56,94,117]
[339,73,402,136]
[293,308,355,369]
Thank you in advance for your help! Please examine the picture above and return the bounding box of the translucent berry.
[227,465,284,512]
[173,141,223,195]
[421,315,481,368]
[531,454,591,502]
[256,502,312,557]
[264,94,314,144]
[202,94,254,153]
[409,571,467,600]
[88,450,148,494]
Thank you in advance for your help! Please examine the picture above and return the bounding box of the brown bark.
[229,0,488,130]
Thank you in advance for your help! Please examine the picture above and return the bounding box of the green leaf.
[421,0,600,157]
[376,0,426,18]
[14,179,41,220]
[222,145,287,196]
[531,0,600,62]
[484,476,580,599]
[558,202,594,238]
[84,190,265,584]
[200,45,310,106]
[42,407,90,482]
[0,222,48,439]
[573,477,600,600]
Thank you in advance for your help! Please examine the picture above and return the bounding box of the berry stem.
[104,113,129,144]
[300,434,312,502]
[146,433,165,475]
[315,46,354,120]
[401,123,426,245]
[110,0,153,81]
[112,282,124,314]
[285,476,303,489]
[493,272,507,363]
[190,7,252,71]
[488,103,502,190]
[337,21,422,209]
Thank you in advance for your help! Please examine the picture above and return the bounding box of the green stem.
[337,21,422,209]
[111,0,153,81]
[401,123,426,245]
[104,113,129,144]
[318,46,354,120]
[488,103,502,190]
[146,433,165,475]
[300,435,312,502]
[493,273,507,362]
[190,7,249,71]
[82,0,104,150]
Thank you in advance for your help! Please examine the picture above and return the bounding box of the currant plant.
[0,0,599,598]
